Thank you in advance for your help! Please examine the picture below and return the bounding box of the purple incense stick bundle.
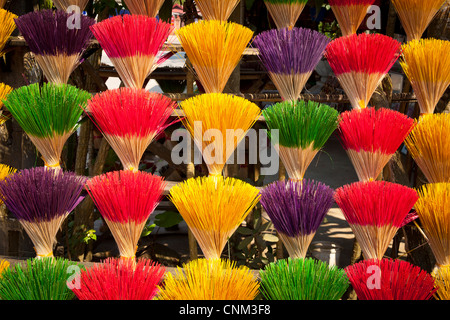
[0,167,87,258]
[14,9,95,84]
[260,179,335,258]
[253,27,330,102]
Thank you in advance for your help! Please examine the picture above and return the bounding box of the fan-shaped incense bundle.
[14,9,95,84]
[338,107,415,182]
[260,179,334,258]
[53,0,90,12]
[0,257,82,300]
[260,257,349,300]
[176,20,253,93]
[91,14,172,89]
[195,0,240,21]
[433,266,450,300]
[252,27,330,102]
[0,8,17,57]
[325,33,402,110]
[391,0,447,42]
[2,83,90,169]
[404,113,450,183]
[85,170,166,260]
[72,258,166,300]
[335,181,418,260]
[263,0,308,30]
[168,176,261,260]
[345,258,437,300]
[178,93,261,177]
[0,167,86,258]
[414,183,450,269]
[328,0,376,36]
[123,0,165,17]
[0,83,13,124]
[400,39,450,115]
[158,258,260,300]
[263,100,339,181]
[86,88,177,172]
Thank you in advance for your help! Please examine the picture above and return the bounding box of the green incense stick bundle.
[2,83,90,169]
[263,100,339,181]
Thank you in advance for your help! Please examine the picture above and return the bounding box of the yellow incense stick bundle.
[414,183,450,269]
[405,113,450,183]
[433,266,450,300]
[391,0,447,42]
[168,176,261,260]
[0,83,12,124]
[0,8,17,57]
[178,93,261,177]
[157,259,260,300]
[176,20,253,93]
[400,38,450,115]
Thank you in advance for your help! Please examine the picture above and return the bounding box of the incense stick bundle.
[391,0,447,42]
[178,93,261,177]
[72,258,166,300]
[433,266,450,300]
[14,9,95,84]
[0,83,13,124]
[335,181,418,260]
[328,0,376,36]
[53,0,90,12]
[0,257,82,300]
[85,170,166,260]
[123,0,165,17]
[2,83,90,169]
[168,176,261,260]
[400,38,450,115]
[404,113,450,183]
[260,257,349,300]
[0,259,8,277]
[252,27,330,102]
[260,179,335,259]
[414,183,450,269]
[0,167,86,258]
[176,20,253,93]
[263,100,339,181]
[0,8,17,57]
[86,88,177,172]
[325,33,402,109]
[158,258,260,300]
[345,258,437,300]
[195,0,240,21]
[91,14,172,89]
[263,0,308,30]
[338,107,415,182]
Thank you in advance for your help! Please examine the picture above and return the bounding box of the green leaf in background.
[154,211,183,228]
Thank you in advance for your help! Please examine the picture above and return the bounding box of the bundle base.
[277,144,319,181]
[350,223,398,260]
[264,2,306,30]
[104,219,147,260]
[35,53,81,85]
[331,4,373,36]
[336,71,384,109]
[278,232,315,259]
[345,149,392,182]
[269,71,313,102]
